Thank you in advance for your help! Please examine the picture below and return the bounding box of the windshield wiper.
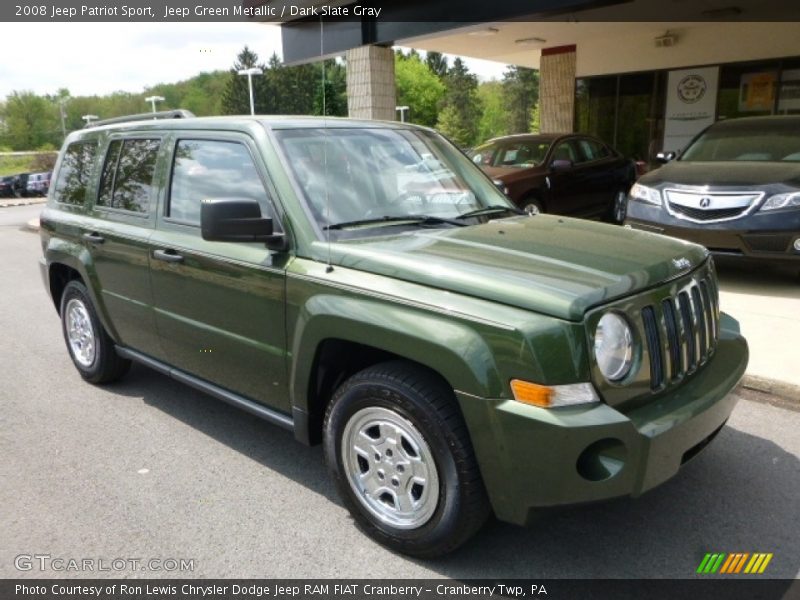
[324,214,467,231]
[456,205,524,219]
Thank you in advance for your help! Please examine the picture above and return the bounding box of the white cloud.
[0,22,283,98]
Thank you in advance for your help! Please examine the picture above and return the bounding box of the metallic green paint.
[40,116,749,524]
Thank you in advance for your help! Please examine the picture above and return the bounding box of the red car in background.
[469,133,636,223]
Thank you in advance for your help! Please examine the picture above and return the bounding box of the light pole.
[145,95,165,115]
[58,98,68,138]
[396,105,410,123]
[82,114,99,126]
[237,67,263,115]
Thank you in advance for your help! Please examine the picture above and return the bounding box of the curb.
[24,218,40,232]
[741,374,800,404]
[0,198,47,209]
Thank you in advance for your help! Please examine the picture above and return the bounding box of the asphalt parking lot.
[1,205,799,579]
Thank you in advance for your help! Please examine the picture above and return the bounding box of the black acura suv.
[625,116,800,265]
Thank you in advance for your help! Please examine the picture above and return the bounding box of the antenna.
[320,16,333,273]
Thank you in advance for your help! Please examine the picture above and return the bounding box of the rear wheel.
[60,280,130,383]
[323,361,491,557]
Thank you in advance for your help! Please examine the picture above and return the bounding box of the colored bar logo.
[697,552,773,574]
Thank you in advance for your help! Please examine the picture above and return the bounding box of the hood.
[641,161,800,188]
[314,216,708,321]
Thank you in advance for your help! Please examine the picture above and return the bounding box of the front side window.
[577,138,611,162]
[169,140,268,225]
[53,141,98,205]
[97,138,161,213]
[274,127,513,236]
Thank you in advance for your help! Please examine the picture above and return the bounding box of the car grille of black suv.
[640,274,720,390]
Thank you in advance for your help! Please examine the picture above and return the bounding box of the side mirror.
[656,151,676,163]
[550,159,573,171]
[201,198,285,249]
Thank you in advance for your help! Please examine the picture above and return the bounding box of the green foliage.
[221,45,267,115]
[0,155,36,176]
[437,58,482,148]
[476,81,507,142]
[425,51,449,79]
[0,91,60,150]
[502,66,539,134]
[529,101,541,133]
[395,52,445,127]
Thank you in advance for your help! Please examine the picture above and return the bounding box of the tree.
[529,101,541,133]
[436,58,481,147]
[476,81,507,142]
[502,66,539,134]
[0,91,60,150]
[221,46,266,115]
[395,52,446,127]
[313,59,347,116]
[424,51,449,79]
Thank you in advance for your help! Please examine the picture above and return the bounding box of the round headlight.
[594,313,634,382]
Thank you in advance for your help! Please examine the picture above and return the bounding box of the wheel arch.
[289,298,504,445]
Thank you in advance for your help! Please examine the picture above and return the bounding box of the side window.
[169,140,269,225]
[52,141,97,205]
[577,138,611,163]
[552,141,577,163]
[97,138,160,213]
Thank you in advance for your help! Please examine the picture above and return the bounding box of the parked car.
[0,176,15,198]
[12,173,30,198]
[625,116,800,265]
[26,171,51,196]
[469,133,636,222]
[40,112,747,557]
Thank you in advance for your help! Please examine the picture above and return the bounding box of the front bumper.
[457,314,748,526]
[625,202,800,262]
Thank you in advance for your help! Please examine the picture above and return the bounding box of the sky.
[0,22,507,100]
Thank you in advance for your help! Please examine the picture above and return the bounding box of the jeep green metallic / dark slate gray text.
[39,112,749,557]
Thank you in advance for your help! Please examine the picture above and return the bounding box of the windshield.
[274,127,514,236]
[681,122,800,162]
[469,139,551,168]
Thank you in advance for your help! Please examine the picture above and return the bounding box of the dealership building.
[272,0,800,160]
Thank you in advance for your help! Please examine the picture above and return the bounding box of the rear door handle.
[82,232,105,244]
[153,249,184,264]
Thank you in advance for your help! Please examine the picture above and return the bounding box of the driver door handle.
[82,232,105,244]
[153,249,184,264]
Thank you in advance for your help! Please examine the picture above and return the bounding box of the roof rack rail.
[84,109,196,128]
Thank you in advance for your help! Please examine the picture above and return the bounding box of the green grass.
[0,155,35,177]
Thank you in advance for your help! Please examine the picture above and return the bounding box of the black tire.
[610,189,628,224]
[323,361,491,557]
[60,280,130,384]
[521,195,544,215]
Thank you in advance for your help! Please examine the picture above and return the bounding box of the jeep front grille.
[641,275,719,390]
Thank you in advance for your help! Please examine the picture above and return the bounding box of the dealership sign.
[663,66,719,155]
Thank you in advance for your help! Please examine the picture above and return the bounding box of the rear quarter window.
[97,138,161,213]
[52,141,98,205]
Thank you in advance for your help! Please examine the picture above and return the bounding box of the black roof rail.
[84,109,196,128]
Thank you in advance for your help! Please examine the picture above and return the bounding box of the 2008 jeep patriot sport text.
[39,111,748,557]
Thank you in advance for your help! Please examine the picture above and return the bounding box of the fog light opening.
[576,438,627,482]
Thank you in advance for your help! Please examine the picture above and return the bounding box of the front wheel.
[323,361,490,557]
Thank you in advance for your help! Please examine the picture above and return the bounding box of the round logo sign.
[677,75,707,104]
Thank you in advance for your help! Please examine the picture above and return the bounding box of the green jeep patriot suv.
[39,111,748,557]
